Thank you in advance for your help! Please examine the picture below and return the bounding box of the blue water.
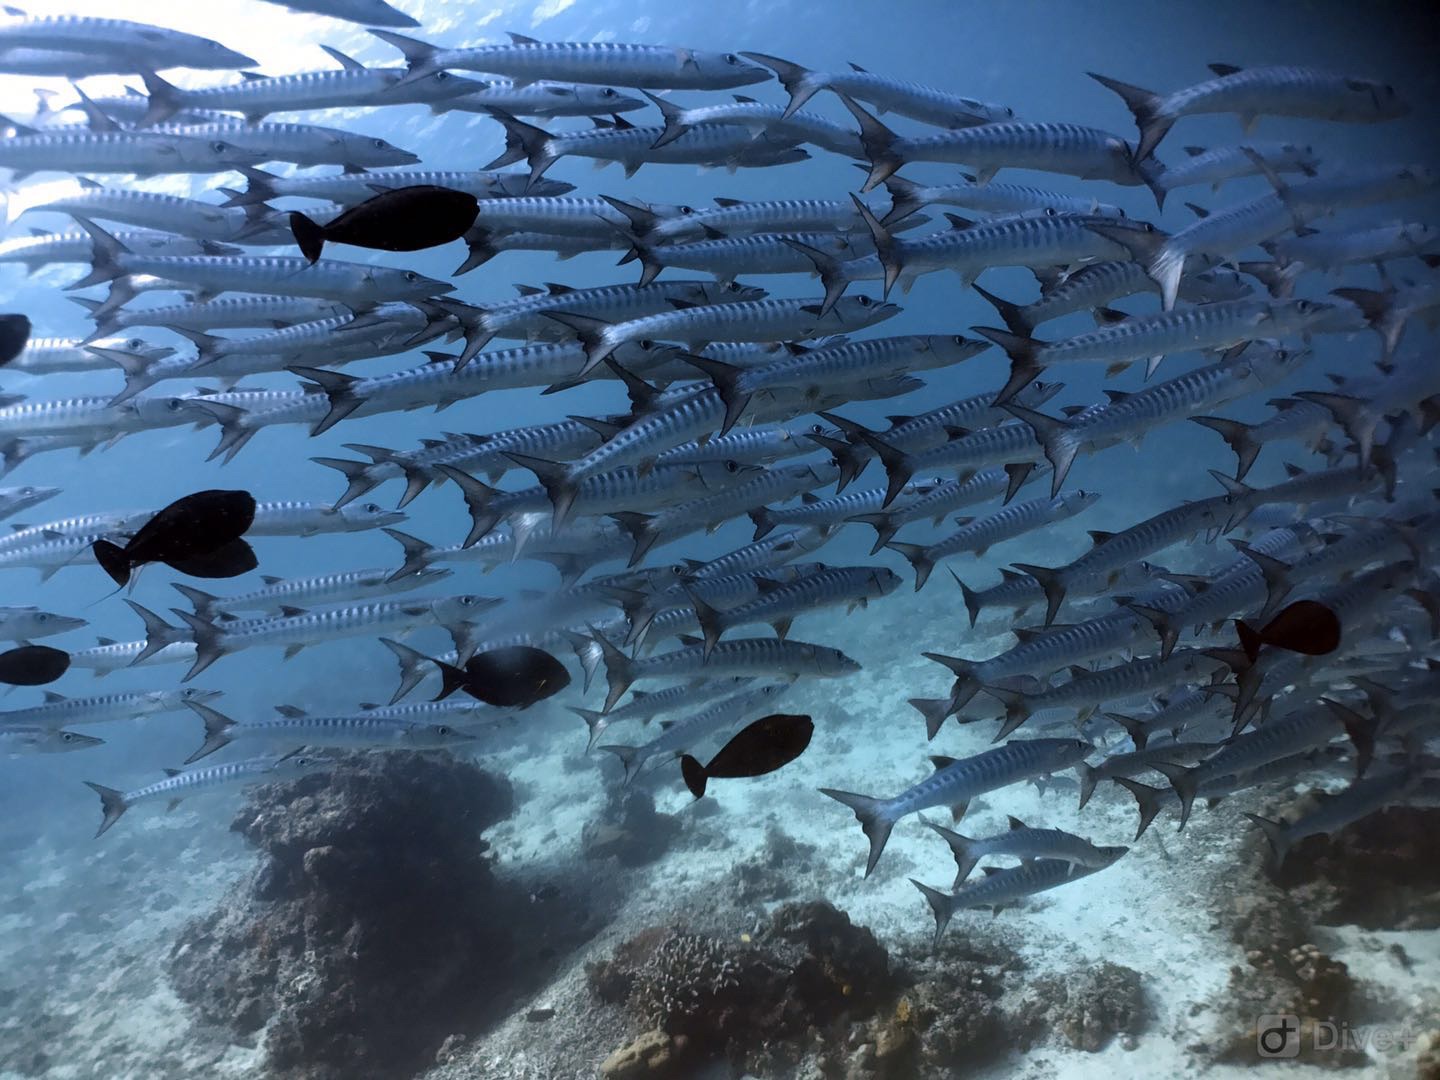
[1,1,1438,1077]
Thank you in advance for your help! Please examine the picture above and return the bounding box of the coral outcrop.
[169,752,519,1080]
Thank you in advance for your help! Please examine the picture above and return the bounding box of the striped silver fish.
[878,173,1129,226]
[431,80,646,118]
[172,567,453,619]
[182,701,475,764]
[0,14,256,70]
[0,687,220,729]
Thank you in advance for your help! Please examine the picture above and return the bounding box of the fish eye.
[601,88,617,98]
[638,338,654,349]
[20,486,34,495]
[211,141,229,153]
[364,503,381,512]
[1043,207,1058,217]
[670,563,687,575]
[679,204,696,215]
[166,398,183,411]
[724,53,741,64]
[36,613,48,623]
[437,725,452,736]
[1141,221,1156,232]
[951,334,966,345]
[857,295,872,306]
[724,460,740,473]
[809,423,824,433]
[128,338,143,349]
[434,71,450,82]
[725,281,741,292]
[61,732,75,742]
[404,271,419,282]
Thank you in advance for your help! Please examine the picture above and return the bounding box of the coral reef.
[731,824,819,903]
[586,900,897,1075]
[1015,961,1147,1052]
[1273,805,1440,931]
[169,751,521,1080]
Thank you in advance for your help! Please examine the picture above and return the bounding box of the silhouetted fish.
[0,644,70,686]
[680,712,813,798]
[289,185,480,264]
[164,537,259,580]
[431,645,571,707]
[92,489,257,587]
[1235,599,1341,663]
[0,314,30,366]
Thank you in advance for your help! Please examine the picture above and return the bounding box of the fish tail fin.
[1111,775,1166,840]
[589,626,635,714]
[182,701,234,764]
[884,541,935,592]
[847,429,913,509]
[88,345,163,405]
[779,236,849,316]
[684,586,727,659]
[818,788,894,877]
[1189,415,1262,481]
[287,365,362,436]
[1292,390,1375,468]
[1332,286,1405,360]
[739,51,825,119]
[598,193,661,236]
[65,216,126,290]
[1125,602,1180,660]
[1149,762,1199,831]
[596,743,644,787]
[380,527,435,582]
[971,326,1044,404]
[638,91,691,149]
[909,878,956,949]
[1234,618,1265,664]
[1150,245,1185,311]
[454,226,497,276]
[1012,562,1066,626]
[1087,72,1171,160]
[971,283,1031,336]
[122,600,183,664]
[367,28,437,64]
[981,684,1032,741]
[502,452,578,528]
[136,69,182,127]
[848,192,902,299]
[429,657,468,701]
[378,637,429,705]
[1001,402,1076,495]
[908,697,953,741]
[1074,763,1102,811]
[432,464,502,547]
[848,512,898,556]
[1241,812,1291,871]
[947,568,984,629]
[675,352,749,435]
[1320,697,1376,778]
[569,705,608,753]
[832,92,900,192]
[185,400,255,463]
[166,608,226,681]
[310,456,382,509]
[92,539,130,588]
[288,211,326,264]
[480,109,555,187]
[878,173,925,225]
[170,582,219,620]
[679,754,707,798]
[83,781,128,838]
[923,820,982,886]
[1105,711,1148,751]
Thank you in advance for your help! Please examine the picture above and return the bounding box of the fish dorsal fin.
[800,492,821,505]
[320,45,366,72]
[238,69,267,81]
[274,705,307,718]
[998,568,1025,582]
[885,414,914,427]
[1007,815,1026,830]
[1103,389,1131,403]
[1184,202,1210,219]
[658,720,676,730]
[278,605,307,618]
[1094,307,1130,326]
[668,298,700,310]
[678,633,703,647]
[731,95,757,104]
[1011,628,1047,643]
[848,61,870,73]
[611,113,634,130]
[1087,529,1116,547]
[1208,62,1242,77]
[929,755,958,771]
[752,576,786,595]
[513,284,544,296]
[260,574,284,585]
[97,636,117,646]
[42,690,66,704]
[542,282,575,295]
[507,31,540,45]
[981,866,1004,877]
[1183,146,1206,157]
[1059,405,1089,418]
[1282,462,1304,478]
[712,196,743,208]
[944,213,976,230]
[1067,664,1089,680]
[163,768,183,778]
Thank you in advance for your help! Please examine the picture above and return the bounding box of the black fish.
[680,713,814,798]
[431,646,571,708]
[0,644,69,686]
[0,313,30,366]
[1235,600,1341,663]
[164,538,258,579]
[92,489,256,588]
[289,185,480,264]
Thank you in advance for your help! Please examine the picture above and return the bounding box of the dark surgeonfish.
[431,645,572,707]
[0,644,70,686]
[92,490,257,587]
[1235,599,1341,663]
[290,185,480,264]
[0,314,30,366]
[680,712,814,798]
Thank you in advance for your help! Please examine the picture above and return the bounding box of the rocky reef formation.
[169,752,523,1080]
[585,895,1147,1078]
[1273,804,1440,931]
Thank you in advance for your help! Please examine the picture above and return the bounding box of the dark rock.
[169,752,520,1080]
[1016,962,1146,1052]
[582,789,681,867]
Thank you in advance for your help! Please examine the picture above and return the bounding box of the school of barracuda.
[1,2,1438,943]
